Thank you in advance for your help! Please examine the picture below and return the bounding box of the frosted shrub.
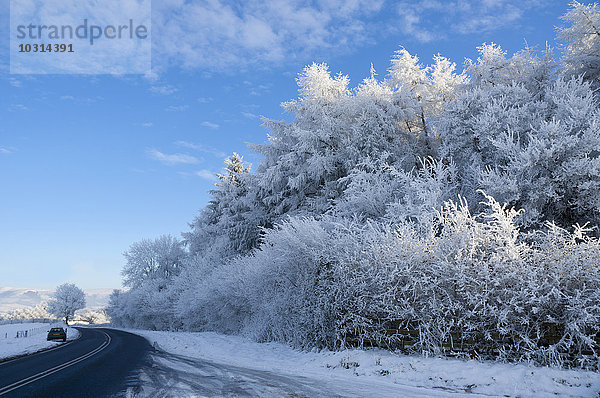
[109,191,600,368]
[525,224,600,367]
[110,2,600,369]
[227,194,600,368]
[325,220,430,348]
[240,217,336,348]
[328,194,600,368]
[107,286,168,330]
[175,257,251,334]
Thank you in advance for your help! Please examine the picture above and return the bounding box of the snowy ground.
[123,329,600,397]
[0,322,80,361]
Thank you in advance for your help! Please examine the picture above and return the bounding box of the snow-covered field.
[0,322,80,361]
[126,329,600,397]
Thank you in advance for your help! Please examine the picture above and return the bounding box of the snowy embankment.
[0,322,79,361]
[126,329,600,397]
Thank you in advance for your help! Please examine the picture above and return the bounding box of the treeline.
[108,2,600,368]
[0,303,52,321]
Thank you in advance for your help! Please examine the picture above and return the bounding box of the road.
[0,328,466,397]
[0,327,151,398]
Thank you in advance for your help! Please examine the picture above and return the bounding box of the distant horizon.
[0,285,115,313]
[0,285,118,291]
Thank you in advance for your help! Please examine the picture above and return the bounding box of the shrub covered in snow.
[179,195,599,368]
[108,2,600,370]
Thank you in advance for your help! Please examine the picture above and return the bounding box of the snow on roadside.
[124,329,600,398]
[0,322,80,361]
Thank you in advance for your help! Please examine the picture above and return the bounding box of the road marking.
[0,340,76,367]
[0,330,112,396]
[0,328,83,367]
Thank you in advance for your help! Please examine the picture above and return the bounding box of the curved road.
[0,328,151,398]
[0,328,465,397]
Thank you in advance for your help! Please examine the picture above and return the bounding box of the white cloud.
[175,141,227,158]
[242,112,258,119]
[147,149,199,165]
[195,169,218,181]
[165,105,189,112]
[0,147,12,154]
[8,78,22,87]
[9,104,28,112]
[396,1,544,42]
[59,95,102,103]
[10,0,539,75]
[141,122,153,127]
[248,82,271,96]
[151,0,384,72]
[397,9,437,43]
[197,97,213,103]
[144,69,160,81]
[10,0,151,74]
[150,85,178,95]
[201,121,219,129]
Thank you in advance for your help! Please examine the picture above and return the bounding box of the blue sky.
[0,0,574,289]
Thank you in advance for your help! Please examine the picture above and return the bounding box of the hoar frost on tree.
[122,234,185,289]
[440,42,600,227]
[251,54,464,224]
[559,1,600,88]
[0,302,51,321]
[107,2,600,369]
[48,283,86,325]
[111,235,186,330]
[184,153,262,258]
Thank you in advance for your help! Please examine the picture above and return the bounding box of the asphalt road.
[0,327,151,398]
[0,328,462,397]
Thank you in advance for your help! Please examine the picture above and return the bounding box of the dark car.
[47,327,67,342]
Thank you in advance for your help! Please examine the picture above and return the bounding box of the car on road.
[47,327,66,342]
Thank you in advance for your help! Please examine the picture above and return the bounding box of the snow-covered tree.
[429,54,469,116]
[0,302,51,321]
[110,2,600,369]
[48,283,86,325]
[441,73,600,228]
[79,309,110,325]
[113,235,187,330]
[387,48,466,131]
[122,235,185,289]
[252,54,459,225]
[558,1,600,88]
[106,289,129,326]
[250,63,353,220]
[333,156,458,227]
[465,43,555,95]
[184,153,262,257]
[478,76,600,227]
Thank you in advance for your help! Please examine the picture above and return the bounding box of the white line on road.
[0,331,112,396]
[0,333,81,368]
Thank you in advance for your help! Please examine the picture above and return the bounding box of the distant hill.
[0,287,115,312]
